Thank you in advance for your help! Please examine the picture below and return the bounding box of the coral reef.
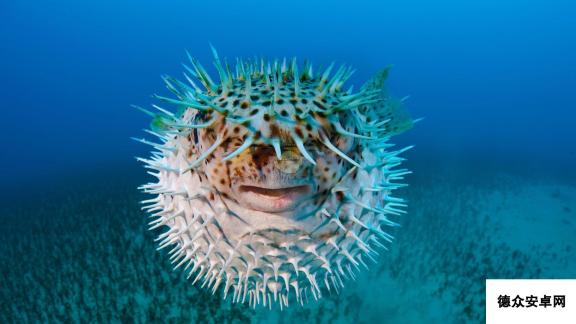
[0,168,573,322]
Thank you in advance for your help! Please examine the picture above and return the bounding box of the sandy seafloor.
[1,159,574,324]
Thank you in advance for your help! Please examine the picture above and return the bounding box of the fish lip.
[233,183,313,212]
[238,184,310,197]
[233,178,310,189]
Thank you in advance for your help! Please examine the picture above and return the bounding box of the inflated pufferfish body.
[135,48,414,309]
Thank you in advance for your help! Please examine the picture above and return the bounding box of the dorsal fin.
[361,67,414,136]
[361,66,392,92]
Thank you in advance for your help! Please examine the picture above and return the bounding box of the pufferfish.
[134,47,414,309]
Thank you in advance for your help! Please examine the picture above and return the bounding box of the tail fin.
[361,67,414,136]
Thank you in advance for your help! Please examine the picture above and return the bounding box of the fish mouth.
[236,184,311,212]
[239,185,310,197]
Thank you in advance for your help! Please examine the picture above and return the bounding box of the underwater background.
[1,0,575,323]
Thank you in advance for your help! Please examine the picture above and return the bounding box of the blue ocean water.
[0,0,575,322]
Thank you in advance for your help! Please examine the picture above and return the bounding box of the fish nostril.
[275,149,303,174]
[252,145,277,168]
